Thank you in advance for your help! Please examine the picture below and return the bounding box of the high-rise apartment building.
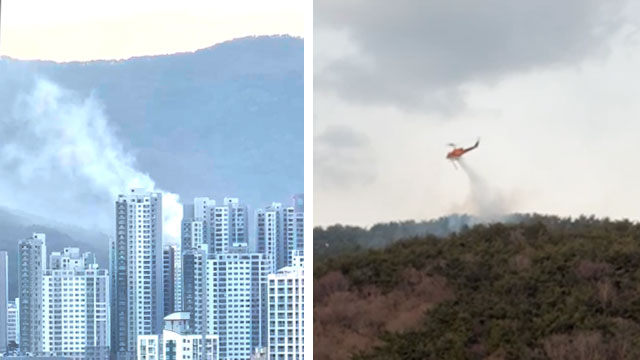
[283,194,304,268]
[293,194,304,251]
[183,197,249,254]
[173,245,182,312]
[212,198,249,253]
[182,247,208,335]
[193,197,216,220]
[267,251,304,360]
[208,253,269,360]
[42,248,109,360]
[163,246,176,316]
[48,248,94,270]
[111,189,164,360]
[256,203,282,272]
[7,298,19,350]
[0,251,8,353]
[18,233,46,355]
[181,200,213,337]
[182,201,209,251]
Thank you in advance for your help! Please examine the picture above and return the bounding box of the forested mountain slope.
[315,215,640,360]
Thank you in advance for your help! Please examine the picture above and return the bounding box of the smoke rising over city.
[0,77,183,243]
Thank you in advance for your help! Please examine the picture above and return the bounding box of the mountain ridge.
[0,35,303,299]
[0,34,303,214]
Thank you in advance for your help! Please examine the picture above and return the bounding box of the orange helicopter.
[446,138,479,169]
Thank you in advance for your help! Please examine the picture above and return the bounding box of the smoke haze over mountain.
[0,35,302,280]
[0,78,183,243]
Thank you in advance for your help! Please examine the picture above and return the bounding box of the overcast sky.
[315,0,640,227]
[0,0,303,61]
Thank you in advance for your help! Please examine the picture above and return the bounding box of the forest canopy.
[314,214,640,360]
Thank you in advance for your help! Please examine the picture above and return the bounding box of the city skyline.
[0,191,303,301]
[5,188,304,359]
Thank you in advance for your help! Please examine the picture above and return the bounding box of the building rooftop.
[271,266,304,277]
[164,312,190,321]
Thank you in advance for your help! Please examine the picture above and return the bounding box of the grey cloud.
[315,124,370,148]
[314,125,377,189]
[315,0,628,111]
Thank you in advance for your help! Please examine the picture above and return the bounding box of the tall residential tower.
[43,248,110,359]
[18,233,47,355]
[163,245,177,316]
[0,251,8,353]
[212,198,249,253]
[7,298,19,350]
[267,251,304,360]
[256,203,282,272]
[183,197,249,254]
[208,253,269,360]
[111,189,164,360]
[283,194,304,268]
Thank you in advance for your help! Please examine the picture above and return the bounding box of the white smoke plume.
[457,158,509,221]
[0,78,182,243]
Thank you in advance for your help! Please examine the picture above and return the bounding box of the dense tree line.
[314,214,475,260]
[315,214,640,360]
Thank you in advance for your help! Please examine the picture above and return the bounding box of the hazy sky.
[315,0,640,227]
[0,0,304,61]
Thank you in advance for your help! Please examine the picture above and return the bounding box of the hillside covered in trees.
[314,215,640,360]
[314,214,477,260]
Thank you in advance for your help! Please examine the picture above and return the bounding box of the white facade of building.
[282,207,303,269]
[267,254,304,360]
[256,203,282,272]
[138,333,218,360]
[137,335,160,360]
[137,312,218,360]
[208,253,269,360]
[211,198,249,254]
[42,248,110,360]
[7,298,19,347]
[49,248,92,270]
[182,217,207,251]
[185,197,248,254]
[194,197,216,220]
[0,250,8,353]
[280,194,304,269]
[290,251,303,269]
[173,245,183,312]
